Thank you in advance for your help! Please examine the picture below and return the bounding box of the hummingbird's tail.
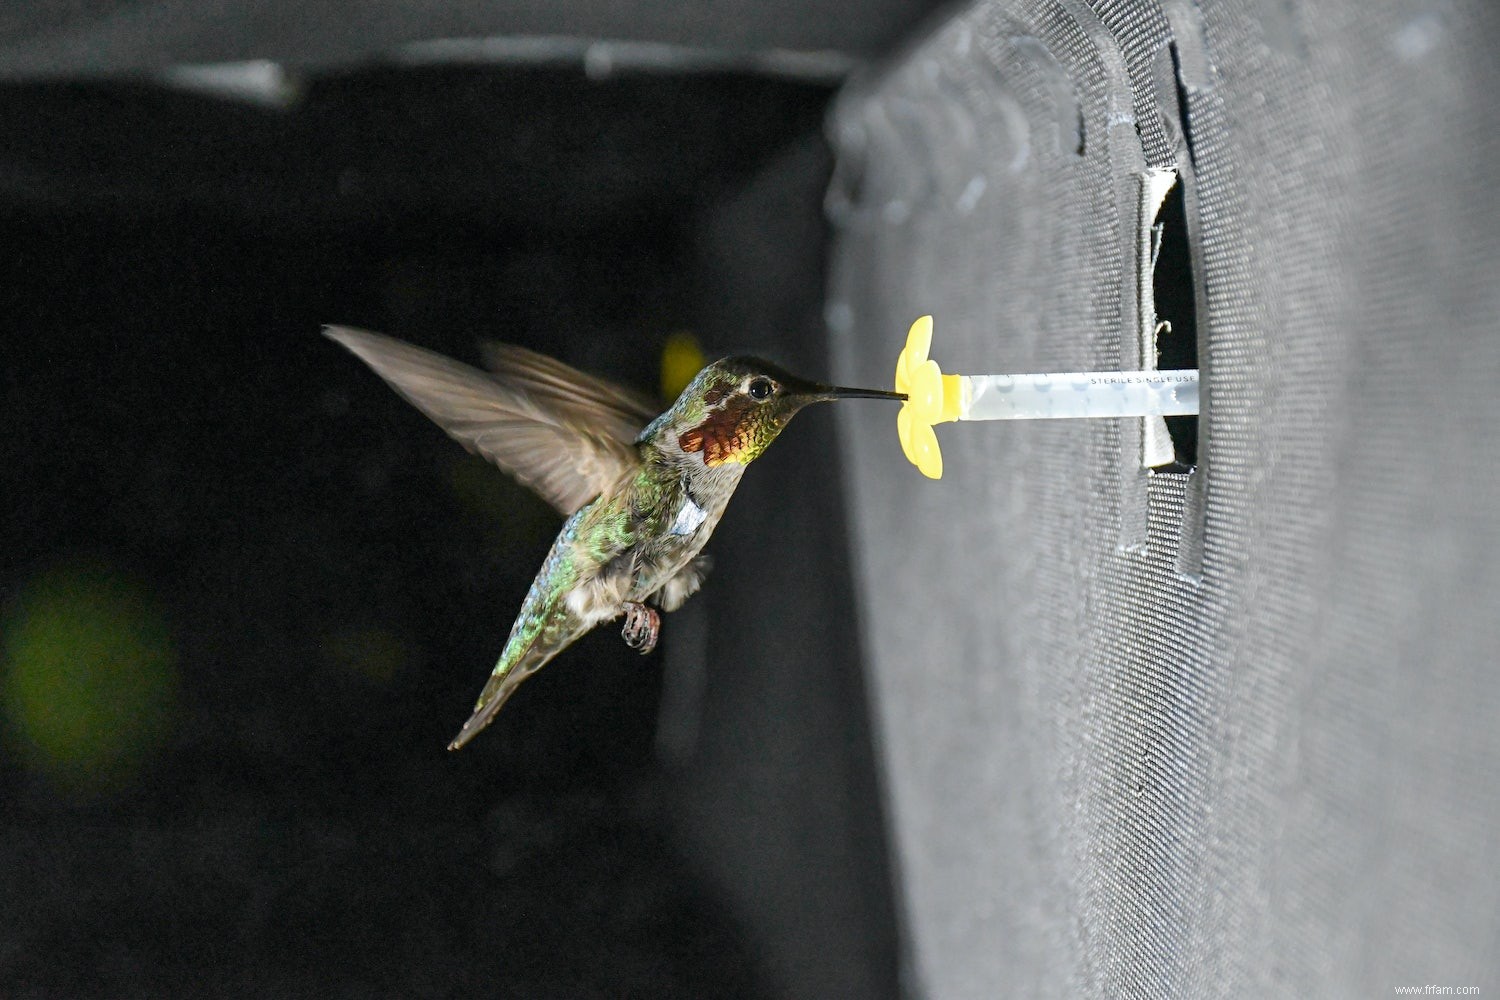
[447,644,553,751]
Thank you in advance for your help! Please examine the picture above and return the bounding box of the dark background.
[0,9,935,993]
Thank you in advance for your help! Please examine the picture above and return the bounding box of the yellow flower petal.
[911,421,943,479]
[892,315,946,479]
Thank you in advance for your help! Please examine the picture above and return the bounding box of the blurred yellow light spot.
[660,330,706,403]
[1,563,178,796]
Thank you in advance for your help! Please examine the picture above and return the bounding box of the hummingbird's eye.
[748,377,775,400]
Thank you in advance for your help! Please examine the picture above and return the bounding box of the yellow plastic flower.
[893,315,963,479]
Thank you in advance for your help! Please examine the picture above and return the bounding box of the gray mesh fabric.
[828,0,1500,996]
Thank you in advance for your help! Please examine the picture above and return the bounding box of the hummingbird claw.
[621,601,660,655]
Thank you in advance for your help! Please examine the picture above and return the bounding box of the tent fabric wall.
[828,1,1500,996]
[0,0,930,78]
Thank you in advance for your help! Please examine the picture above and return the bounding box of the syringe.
[893,316,1200,478]
[963,369,1198,420]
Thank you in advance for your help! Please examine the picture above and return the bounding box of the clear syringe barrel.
[962,370,1199,420]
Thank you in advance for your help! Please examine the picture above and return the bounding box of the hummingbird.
[324,327,905,750]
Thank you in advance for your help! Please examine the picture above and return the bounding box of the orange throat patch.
[678,400,762,466]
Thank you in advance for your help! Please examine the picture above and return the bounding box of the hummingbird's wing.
[325,327,657,515]
[478,342,658,445]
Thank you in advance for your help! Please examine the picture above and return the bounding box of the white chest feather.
[564,573,631,627]
[669,495,709,536]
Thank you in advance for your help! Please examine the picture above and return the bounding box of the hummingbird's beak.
[812,383,908,403]
[776,370,906,406]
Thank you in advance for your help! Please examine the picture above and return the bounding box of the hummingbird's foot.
[621,601,660,655]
